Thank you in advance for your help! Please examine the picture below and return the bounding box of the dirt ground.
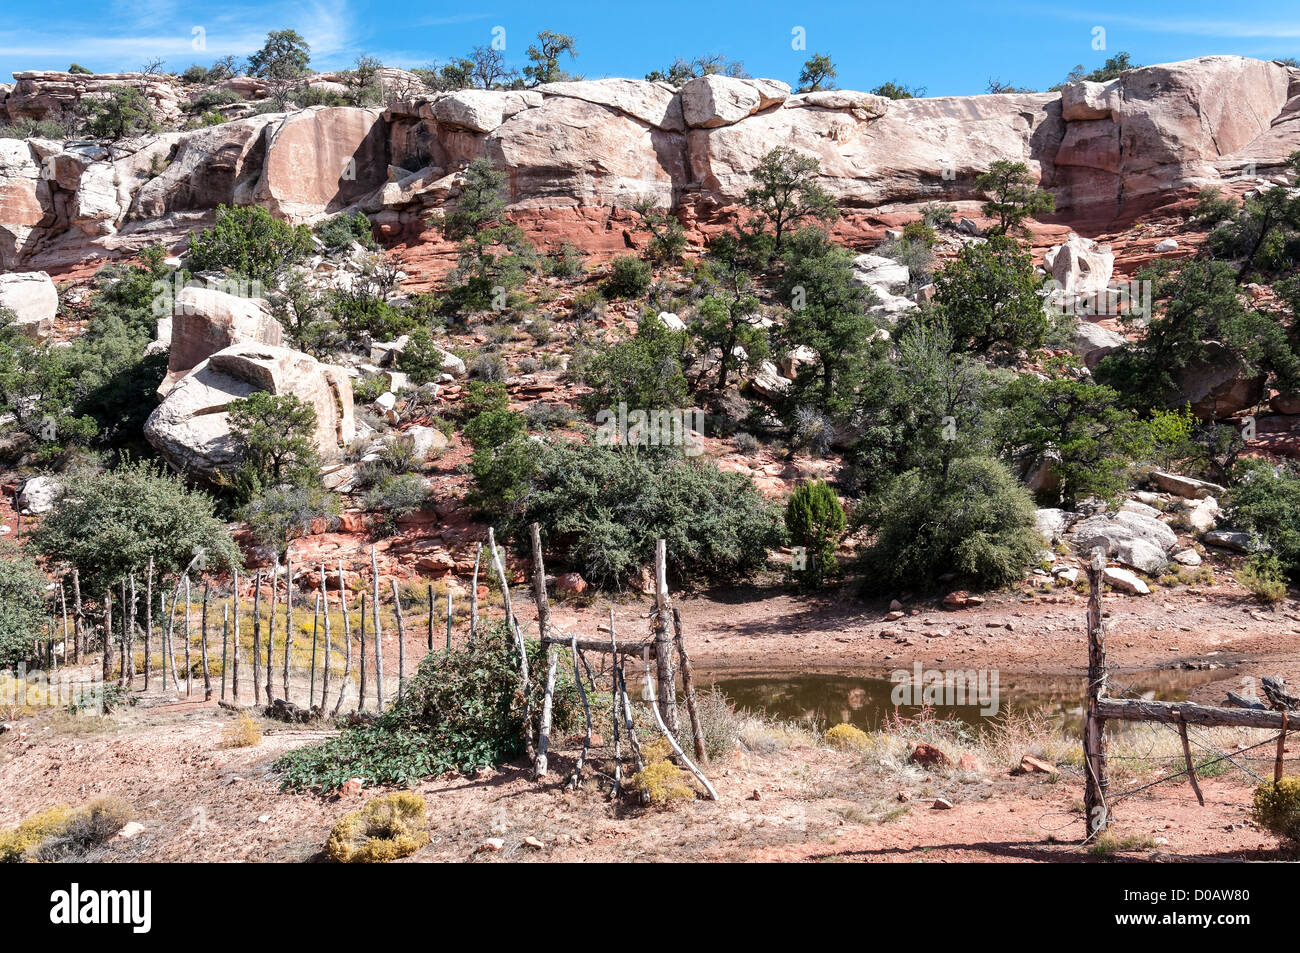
[2,578,1295,864]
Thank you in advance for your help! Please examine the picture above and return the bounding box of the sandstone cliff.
[2,55,1298,273]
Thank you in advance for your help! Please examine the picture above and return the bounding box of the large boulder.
[429,89,541,133]
[1073,510,1177,574]
[536,79,683,131]
[0,271,58,340]
[144,343,354,481]
[1044,233,1114,295]
[0,139,47,271]
[1073,320,1126,367]
[161,286,284,395]
[17,475,62,514]
[1175,342,1266,419]
[680,76,789,128]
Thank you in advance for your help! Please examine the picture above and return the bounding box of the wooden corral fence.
[23,524,719,798]
[1082,547,1297,840]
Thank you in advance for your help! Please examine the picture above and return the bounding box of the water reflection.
[702,668,1224,734]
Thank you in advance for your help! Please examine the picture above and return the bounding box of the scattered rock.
[1203,529,1255,553]
[478,837,505,853]
[340,778,364,798]
[931,797,954,810]
[1150,470,1225,499]
[908,742,951,768]
[0,271,58,340]
[1102,566,1151,595]
[942,590,985,609]
[555,572,588,596]
[17,474,61,514]
[1016,754,1057,775]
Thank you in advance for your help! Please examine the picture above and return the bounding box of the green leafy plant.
[785,480,846,588]
[187,205,313,283]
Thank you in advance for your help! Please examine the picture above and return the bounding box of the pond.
[699,666,1227,734]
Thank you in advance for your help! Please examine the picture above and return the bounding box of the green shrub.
[0,542,49,668]
[933,233,1046,360]
[546,242,585,278]
[83,87,158,140]
[277,623,576,791]
[602,255,652,299]
[1252,776,1300,843]
[227,391,321,493]
[858,455,1041,593]
[362,473,428,537]
[785,480,845,588]
[188,88,243,112]
[315,211,378,253]
[1227,460,1300,581]
[1237,553,1288,604]
[187,205,313,283]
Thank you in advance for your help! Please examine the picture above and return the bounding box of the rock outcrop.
[0,270,58,339]
[144,343,354,481]
[2,56,1299,271]
[161,286,284,395]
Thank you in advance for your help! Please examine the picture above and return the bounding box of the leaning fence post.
[252,570,263,706]
[282,553,293,704]
[320,565,331,712]
[672,606,708,765]
[310,591,321,708]
[531,522,558,779]
[141,560,151,688]
[333,560,352,717]
[1084,546,1110,839]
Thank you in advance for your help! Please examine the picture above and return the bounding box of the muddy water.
[701,667,1227,734]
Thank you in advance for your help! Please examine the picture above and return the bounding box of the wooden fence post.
[127,574,137,686]
[71,569,84,665]
[469,543,481,647]
[320,565,331,712]
[183,575,192,697]
[392,579,406,697]
[1084,546,1110,839]
[282,553,293,704]
[652,539,680,735]
[119,578,127,688]
[265,566,277,703]
[672,606,708,765]
[142,560,151,689]
[310,592,321,708]
[202,582,212,700]
[371,547,384,711]
[102,590,112,686]
[426,583,434,652]
[358,591,368,713]
[231,569,240,701]
[531,522,558,779]
[333,561,351,717]
[252,570,263,706]
[489,528,533,760]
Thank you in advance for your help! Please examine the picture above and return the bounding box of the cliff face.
[2,55,1298,273]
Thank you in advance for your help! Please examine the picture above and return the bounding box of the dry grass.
[219,712,262,748]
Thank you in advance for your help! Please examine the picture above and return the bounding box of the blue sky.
[3,0,1300,95]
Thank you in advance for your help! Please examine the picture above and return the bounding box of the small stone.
[114,821,145,840]
[747,789,761,801]
[479,838,505,852]
[1016,754,1056,774]
[257,815,270,824]
[523,836,545,849]
[931,797,954,810]
[340,777,364,797]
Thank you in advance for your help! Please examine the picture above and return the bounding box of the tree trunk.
[102,590,112,686]
[265,568,277,703]
[309,592,320,708]
[672,606,708,764]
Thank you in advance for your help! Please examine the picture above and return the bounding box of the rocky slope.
[3,55,1299,274]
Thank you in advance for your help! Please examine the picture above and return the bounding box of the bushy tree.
[849,317,996,491]
[31,460,240,595]
[523,31,577,85]
[0,542,48,667]
[777,228,881,416]
[858,455,1041,593]
[797,54,837,92]
[645,54,747,85]
[1096,260,1300,413]
[996,358,1158,506]
[581,316,688,414]
[931,233,1047,360]
[743,148,839,254]
[247,29,311,104]
[314,211,377,253]
[187,205,313,284]
[601,255,652,299]
[438,159,536,313]
[83,86,158,141]
[631,198,687,264]
[785,480,845,588]
[870,80,926,99]
[975,160,1056,235]
[226,392,320,495]
[242,484,338,557]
